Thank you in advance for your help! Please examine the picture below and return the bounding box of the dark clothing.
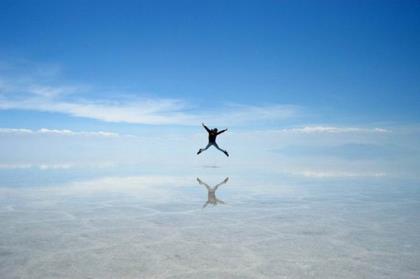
[202,124,226,143]
[208,131,217,143]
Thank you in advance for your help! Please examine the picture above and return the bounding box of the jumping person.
[197,123,229,157]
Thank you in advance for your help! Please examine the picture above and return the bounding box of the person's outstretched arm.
[217,128,227,135]
[202,123,210,132]
[197,177,210,190]
[214,177,229,190]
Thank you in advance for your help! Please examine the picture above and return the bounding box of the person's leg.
[197,142,211,155]
[213,143,229,157]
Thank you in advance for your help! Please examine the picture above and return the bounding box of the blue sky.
[0,1,419,179]
[1,0,419,123]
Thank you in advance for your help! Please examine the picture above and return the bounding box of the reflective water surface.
[0,165,419,278]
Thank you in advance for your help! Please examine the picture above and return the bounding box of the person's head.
[212,128,218,133]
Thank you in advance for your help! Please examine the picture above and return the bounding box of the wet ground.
[0,165,419,278]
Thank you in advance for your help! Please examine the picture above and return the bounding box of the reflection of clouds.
[0,164,32,169]
[0,172,298,201]
[287,170,387,178]
[1,171,418,279]
[49,176,192,204]
[0,172,299,210]
[0,175,194,205]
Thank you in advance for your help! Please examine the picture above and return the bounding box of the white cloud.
[0,128,122,137]
[281,126,390,134]
[0,94,299,125]
[0,128,32,134]
[0,162,116,170]
[28,84,79,98]
[0,68,299,125]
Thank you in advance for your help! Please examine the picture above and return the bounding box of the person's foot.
[224,150,229,157]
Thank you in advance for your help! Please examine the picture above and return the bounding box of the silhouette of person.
[197,177,229,208]
[197,123,229,157]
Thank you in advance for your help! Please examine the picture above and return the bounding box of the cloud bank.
[280,126,390,133]
[0,71,298,125]
[0,128,122,137]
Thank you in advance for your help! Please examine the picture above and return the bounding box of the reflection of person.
[197,123,229,157]
[197,177,229,208]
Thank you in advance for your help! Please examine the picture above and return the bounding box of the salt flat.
[0,165,419,278]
